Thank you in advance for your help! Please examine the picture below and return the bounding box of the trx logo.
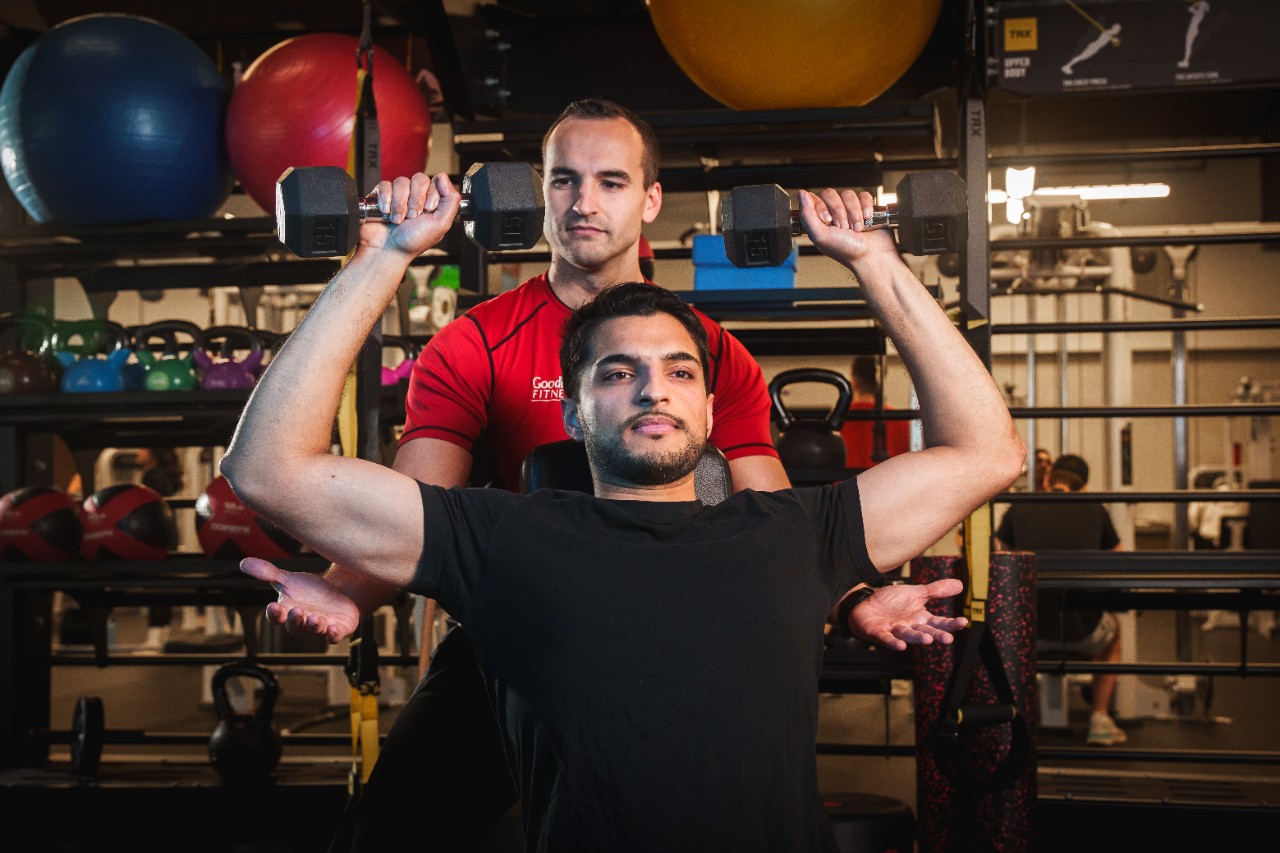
[531,375,563,402]
[1004,17,1037,52]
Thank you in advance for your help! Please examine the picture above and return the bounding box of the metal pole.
[1026,297,1037,487]
[1057,294,1069,451]
[1165,245,1197,663]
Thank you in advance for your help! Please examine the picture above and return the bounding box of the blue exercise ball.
[0,14,231,225]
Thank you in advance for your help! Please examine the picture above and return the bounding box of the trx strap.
[963,504,991,625]
[338,0,384,799]
[927,503,1030,793]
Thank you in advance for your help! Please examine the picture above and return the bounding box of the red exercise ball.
[0,486,82,562]
[80,484,176,561]
[195,476,302,561]
[225,33,432,214]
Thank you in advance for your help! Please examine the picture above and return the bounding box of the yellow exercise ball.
[646,0,943,110]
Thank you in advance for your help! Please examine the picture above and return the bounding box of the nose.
[572,182,599,217]
[636,369,669,406]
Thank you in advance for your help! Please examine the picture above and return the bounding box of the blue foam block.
[692,234,796,290]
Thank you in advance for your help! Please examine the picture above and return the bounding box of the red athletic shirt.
[841,400,911,470]
[402,274,778,490]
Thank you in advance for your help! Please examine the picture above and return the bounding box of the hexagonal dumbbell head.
[276,166,360,259]
[721,184,793,268]
[463,161,545,251]
[894,170,967,257]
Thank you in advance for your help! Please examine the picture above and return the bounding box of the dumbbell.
[721,170,968,267]
[275,161,544,259]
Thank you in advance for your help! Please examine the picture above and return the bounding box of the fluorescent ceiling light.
[988,184,1171,203]
[1033,183,1171,200]
[1005,166,1037,199]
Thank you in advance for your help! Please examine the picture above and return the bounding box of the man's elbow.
[969,425,1024,498]
[219,449,279,514]
[994,427,1027,492]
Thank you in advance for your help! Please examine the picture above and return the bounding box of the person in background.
[995,453,1127,746]
[841,355,910,470]
[1033,447,1053,492]
[138,448,183,497]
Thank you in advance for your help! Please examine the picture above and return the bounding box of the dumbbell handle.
[787,204,898,236]
[357,195,475,223]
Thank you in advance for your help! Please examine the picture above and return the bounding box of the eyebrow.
[548,166,633,182]
[594,351,700,371]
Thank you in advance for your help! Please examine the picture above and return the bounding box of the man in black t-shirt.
[222,174,1025,848]
[995,454,1127,746]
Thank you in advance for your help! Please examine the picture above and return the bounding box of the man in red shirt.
[841,355,911,469]
[259,99,967,849]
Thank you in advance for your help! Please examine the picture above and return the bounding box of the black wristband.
[835,585,877,638]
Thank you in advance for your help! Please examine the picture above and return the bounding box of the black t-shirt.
[996,502,1120,642]
[413,480,878,852]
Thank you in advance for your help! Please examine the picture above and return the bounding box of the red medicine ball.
[0,486,82,561]
[195,476,301,560]
[80,484,176,561]
[225,33,432,215]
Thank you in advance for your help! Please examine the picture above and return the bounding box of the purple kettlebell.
[193,325,264,391]
[381,335,420,387]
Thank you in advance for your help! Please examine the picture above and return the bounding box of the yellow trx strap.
[962,502,992,624]
[346,638,381,787]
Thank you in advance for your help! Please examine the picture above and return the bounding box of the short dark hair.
[542,98,661,188]
[1048,467,1085,492]
[1052,453,1089,486]
[851,356,879,394]
[560,283,708,399]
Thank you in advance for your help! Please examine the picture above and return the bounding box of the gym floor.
[15,604,1280,852]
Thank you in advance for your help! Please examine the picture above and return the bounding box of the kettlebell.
[52,319,133,393]
[193,325,264,390]
[381,335,420,386]
[768,368,853,470]
[0,313,60,394]
[134,320,202,391]
[253,329,283,381]
[208,661,282,783]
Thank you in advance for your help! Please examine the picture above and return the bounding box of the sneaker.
[1086,713,1128,747]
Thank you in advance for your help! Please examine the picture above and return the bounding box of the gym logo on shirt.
[531,375,563,402]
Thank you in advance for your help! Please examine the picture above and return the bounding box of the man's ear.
[705,392,714,439]
[562,396,584,442]
[643,181,662,224]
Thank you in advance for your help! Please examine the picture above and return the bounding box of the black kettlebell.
[208,661,282,783]
[769,368,853,470]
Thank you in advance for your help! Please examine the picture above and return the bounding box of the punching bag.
[911,550,1038,852]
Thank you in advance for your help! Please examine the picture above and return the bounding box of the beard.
[584,414,704,487]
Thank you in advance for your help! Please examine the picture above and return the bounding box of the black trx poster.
[994,0,1280,94]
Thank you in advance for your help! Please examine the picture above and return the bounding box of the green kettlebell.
[208,661,282,784]
[134,320,201,392]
